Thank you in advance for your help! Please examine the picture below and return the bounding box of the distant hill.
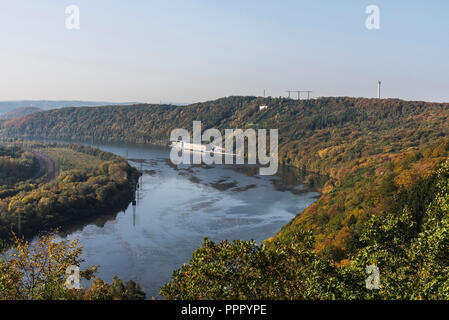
[0,107,42,120]
[0,100,139,115]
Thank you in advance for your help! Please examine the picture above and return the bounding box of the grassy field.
[36,147,103,171]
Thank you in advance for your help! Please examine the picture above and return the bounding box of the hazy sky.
[1,0,448,103]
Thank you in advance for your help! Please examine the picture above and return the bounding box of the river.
[53,142,319,298]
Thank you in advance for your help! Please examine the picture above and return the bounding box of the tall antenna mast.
[378,81,381,99]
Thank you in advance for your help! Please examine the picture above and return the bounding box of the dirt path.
[30,150,58,183]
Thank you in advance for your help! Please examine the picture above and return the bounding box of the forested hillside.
[0,141,145,300]
[0,146,39,186]
[0,107,41,120]
[162,152,449,299]
[3,96,449,299]
[0,141,139,240]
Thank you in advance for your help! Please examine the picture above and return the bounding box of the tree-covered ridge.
[275,139,449,260]
[0,107,41,120]
[3,97,449,179]
[0,142,139,241]
[2,97,448,148]
[161,156,449,299]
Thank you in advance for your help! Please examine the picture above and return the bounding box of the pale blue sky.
[0,0,448,103]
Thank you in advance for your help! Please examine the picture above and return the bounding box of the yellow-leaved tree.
[0,234,145,300]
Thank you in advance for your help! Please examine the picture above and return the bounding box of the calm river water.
[54,142,319,298]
